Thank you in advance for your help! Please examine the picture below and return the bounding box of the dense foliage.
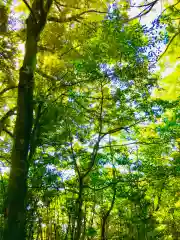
[0,0,180,239]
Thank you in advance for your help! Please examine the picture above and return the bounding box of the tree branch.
[0,86,18,96]
[158,31,180,61]
[28,102,43,162]
[37,45,55,53]
[66,120,81,178]
[157,0,180,21]
[55,2,81,10]
[130,0,158,8]
[127,0,158,21]
[3,127,14,138]
[0,107,17,134]
[48,9,107,23]
[99,140,169,149]
[100,120,144,139]
[85,179,121,191]
[83,83,104,178]
[36,69,91,91]
[22,0,37,23]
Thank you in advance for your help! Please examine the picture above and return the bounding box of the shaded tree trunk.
[101,187,116,240]
[4,41,36,240]
[74,178,84,240]
[89,193,96,228]
[81,205,87,240]
[3,1,53,239]
[64,215,71,240]
[71,214,76,240]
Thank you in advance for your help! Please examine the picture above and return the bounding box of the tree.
[21,10,158,239]
[1,0,110,239]
[1,0,180,240]
[4,1,53,239]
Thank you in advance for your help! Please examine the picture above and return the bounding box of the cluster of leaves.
[1,0,180,239]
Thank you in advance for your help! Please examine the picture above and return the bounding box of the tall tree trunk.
[4,38,36,240]
[81,205,87,240]
[89,194,96,228]
[64,215,71,240]
[3,1,53,239]
[74,178,84,240]
[101,187,116,240]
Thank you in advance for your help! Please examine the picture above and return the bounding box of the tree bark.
[64,214,71,240]
[3,1,53,239]
[74,178,84,240]
[101,187,116,240]
[81,204,87,240]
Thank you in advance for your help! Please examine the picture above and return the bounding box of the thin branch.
[157,0,180,21]
[130,0,158,8]
[84,179,120,191]
[83,82,104,178]
[0,157,10,164]
[73,98,99,117]
[0,107,17,133]
[3,127,14,138]
[48,9,107,23]
[157,31,180,61]
[56,2,81,10]
[65,119,81,178]
[54,0,62,12]
[37,45,55,53]
[99,140,169,149]
[22,0,37,23]
[28,102,43,163]
[127,0,158,22]
[171,18,180,20]
[105,185,116,217]
[36,69,92,94]
[59,44,81,59]
[0,86,18,96]
[100,120,144,139]
[36,68,57,82]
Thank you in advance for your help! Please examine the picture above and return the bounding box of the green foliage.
[1,0,180,239]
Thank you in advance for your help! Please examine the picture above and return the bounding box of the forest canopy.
[0,0,180,239]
